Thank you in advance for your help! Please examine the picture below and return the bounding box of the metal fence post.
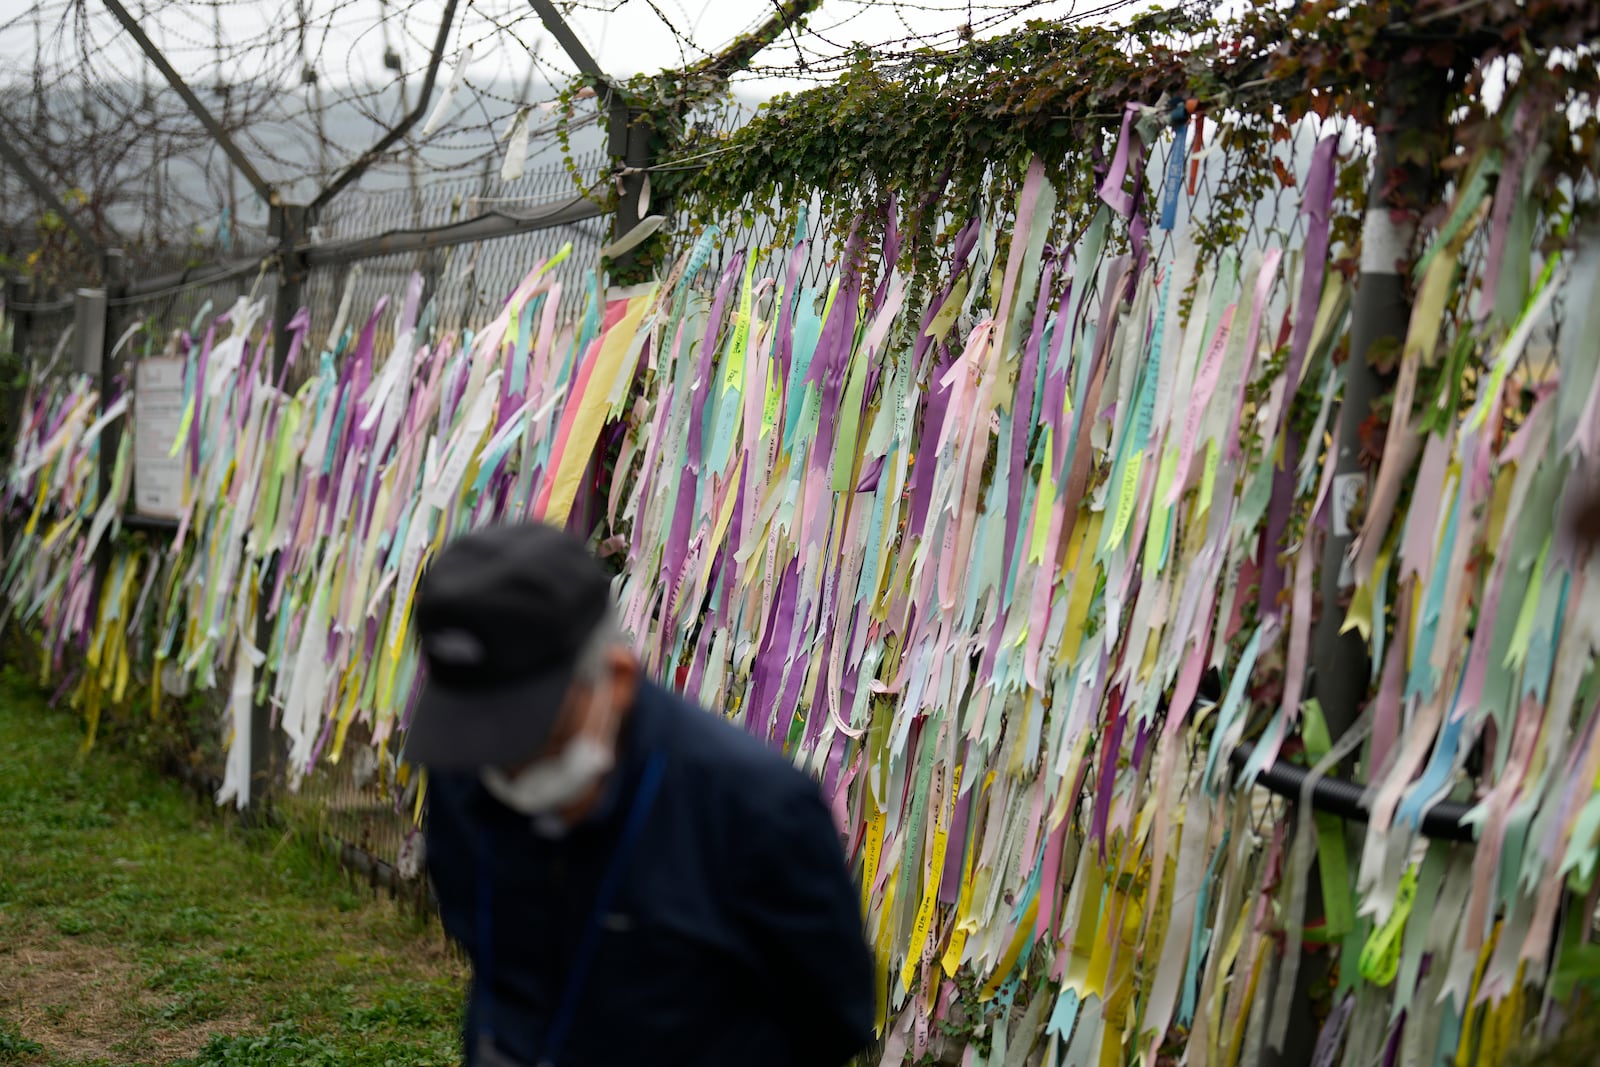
[571,101,655,541]
[607,101,654,278]
[90,252,127,634]
[1311,83,1444,743]
[4,277,34,452]
[64,259,118,646]
[249,203,307,815]
[1263,62,1451,1067]
[271,204,309,384]
[1,278,37,642]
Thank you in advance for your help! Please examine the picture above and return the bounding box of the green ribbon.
[1301,700,1355,943]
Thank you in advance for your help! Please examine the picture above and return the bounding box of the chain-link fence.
[0,148,614,896]
[0,72,1567,930]
[0,98,1387,907]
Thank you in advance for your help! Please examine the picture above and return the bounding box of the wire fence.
[0,148,615,892]
[669,109,1335,324]
[0,104,1345,898]
[1,80,1568,919]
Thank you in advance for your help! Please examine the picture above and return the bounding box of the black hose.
[121,513,180,535]
[1227,742,1477,843]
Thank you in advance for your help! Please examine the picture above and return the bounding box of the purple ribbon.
[1090,686,1126,858]
[1257,429,1302,621]
[1000,262,1058,598]
[819,731,847,809]
[855,454,886,493]
[774,239,809,382]
[939,771,972,904]
[188,324,215,479]
[400,272,425,335]
[906,350,955,541]
[661,257,743,618]
[1479,95,1537,319]
[872,193,902,313]
[1098,103,1152,280]
[911,216,982,368]
[1380,1014,1405,1067]
[750,558,797,742]
[811,275,862,468]
[1099,105,1142,218]
[278,308,312,388]
[1276,134,1338,439]
[1042,278,1076,447]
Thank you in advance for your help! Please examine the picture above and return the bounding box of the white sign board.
[133,357,186,519]
[1331,471,1364,539]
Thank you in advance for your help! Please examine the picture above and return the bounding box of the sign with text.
[133,357,185,519]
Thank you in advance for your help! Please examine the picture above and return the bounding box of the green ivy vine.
[560,0,1600,297]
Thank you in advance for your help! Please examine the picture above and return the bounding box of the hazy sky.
[0,0,1136,105]
[0,0,1157,235]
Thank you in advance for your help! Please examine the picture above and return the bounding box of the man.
[405,522,876,1067]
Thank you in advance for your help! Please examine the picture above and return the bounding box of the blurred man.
[405,522,875,1067]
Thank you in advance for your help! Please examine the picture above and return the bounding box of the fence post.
[1,278,36,630]
[90,252,127,634]
[1311,64,1446,741]
[271,204,309,384]
[4,277,34,451]
[584,100,656,539]
[607,100,653,277]
[5,277,34,352]
[69,279,110,649]
[1262,65,1451,1067]
[249,203,307,815]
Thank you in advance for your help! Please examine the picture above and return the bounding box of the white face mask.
[480,673,616,816]
[481,736,615,815]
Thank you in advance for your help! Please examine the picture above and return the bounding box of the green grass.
[0,665,464,1066]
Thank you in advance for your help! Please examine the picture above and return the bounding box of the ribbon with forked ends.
[4,120,1596,1067]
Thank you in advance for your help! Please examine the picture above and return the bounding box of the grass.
[0,664,465,1066]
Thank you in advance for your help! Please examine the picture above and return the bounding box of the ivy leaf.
[1358,412,1387,468]
[1365,334,1403,374]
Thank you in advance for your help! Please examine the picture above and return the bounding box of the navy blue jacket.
[424,681,876,1067]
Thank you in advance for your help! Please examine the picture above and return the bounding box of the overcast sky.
[0,0,1158,237]
[0,0,1137,105]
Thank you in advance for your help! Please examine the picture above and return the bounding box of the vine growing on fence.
[560,0,1600,294]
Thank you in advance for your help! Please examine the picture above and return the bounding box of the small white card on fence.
[133,356,186,519]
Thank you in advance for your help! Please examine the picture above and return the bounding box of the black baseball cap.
[403,522,613,770]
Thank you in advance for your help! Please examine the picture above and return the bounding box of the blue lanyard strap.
[475,751,669,1067]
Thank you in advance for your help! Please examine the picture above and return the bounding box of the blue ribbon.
[1161,118,1189,232]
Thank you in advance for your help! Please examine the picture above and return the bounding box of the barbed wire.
[0,0,1099,281]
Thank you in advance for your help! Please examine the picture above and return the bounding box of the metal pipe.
[121,513,180,534]
[526,0,610,88]
[100,0,274,205]
[89,252,126,641]
[109,199,605,303]
[115,253,271,304]
[309,0,461,215]
[1227,741,1475,843]
[5,295,75,315]
[1273,55,1450,1067]
[301,199,605,267]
